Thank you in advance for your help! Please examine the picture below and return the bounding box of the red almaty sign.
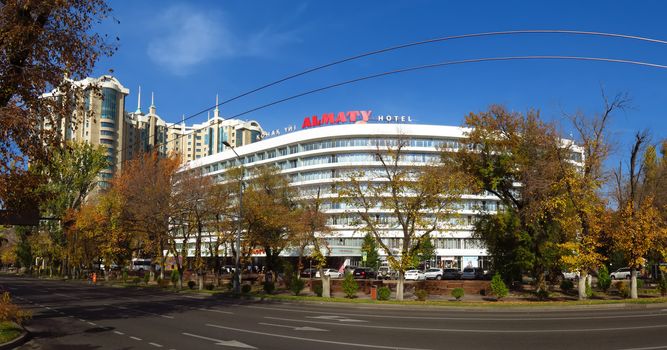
[302,110,372,129]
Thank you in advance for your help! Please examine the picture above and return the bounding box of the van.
[131,258,152,272]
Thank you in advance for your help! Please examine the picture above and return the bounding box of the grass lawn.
[0,321,22,343]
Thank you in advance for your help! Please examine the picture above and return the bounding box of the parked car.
[352,267,377,279]
[378,266,398,280]
[562,270,580,281]
[404,269,426,281]
[610,267,633,279]
[130,258,152,272]
[442,268,462,280]
[461,267,484,280]
[315,268,343,278]
[424,268,444,280]
[300,268,318,278]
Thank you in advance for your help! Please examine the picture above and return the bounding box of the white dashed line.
[149,342,164,347]
[114,331,125,335]
[198,308,233,314]
[78,319,86,322]
[130,336,142,341]
[87,322,97,326]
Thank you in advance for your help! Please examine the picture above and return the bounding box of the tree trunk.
[578,271,588,300]
[631,268,638,299]
[322,275,331,298]
[396,271,405,300]
[198,271,204,290]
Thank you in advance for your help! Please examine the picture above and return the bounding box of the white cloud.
[147,4,303,75]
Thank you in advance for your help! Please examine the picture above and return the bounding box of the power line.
[119,30,667,157]
[145,55,667,160]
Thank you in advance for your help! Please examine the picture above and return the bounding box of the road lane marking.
[110,305,174,319]
[617,346,667,350]
[308,315,367,323]
[198,308,234,314]
[78,319,86,322]
[87,322,97,326]
[114,331,125,335]
[205,324,430,350]
[259,322,328,332]
[246,305,667,321]
[54,293,77,299]
[264,316,667,333]
[130,336,142,341]
[182,332,257,349]
[149,342,164,347]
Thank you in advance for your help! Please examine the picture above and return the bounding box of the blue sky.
[94,0,667,158]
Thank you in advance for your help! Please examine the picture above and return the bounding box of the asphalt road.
[2,275,667,350]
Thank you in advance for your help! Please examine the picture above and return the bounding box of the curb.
[0,328,29,350]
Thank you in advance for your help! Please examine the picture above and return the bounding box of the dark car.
[352,267,377,279]
[461,267,484,280]
[442,268,462,280]
[300,268,318,278]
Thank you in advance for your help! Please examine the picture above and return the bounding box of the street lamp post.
[223,141,243,294]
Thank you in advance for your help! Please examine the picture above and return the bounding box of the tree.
[292,187,333,297]
[445,106,568,292]
[611,132,667,298]
[242,165,299,281]
[554,92,628,299]
[35,141,108,276]
[0,0,115,212]
[113,151,181,280]
[361,233,380,269]
[339,136,466,300]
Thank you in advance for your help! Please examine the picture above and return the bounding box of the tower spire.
[136,86,142,113]
[214,94,220,119]
[149,92,156,115]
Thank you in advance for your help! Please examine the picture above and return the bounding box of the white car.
[562,270,579,280]
[423,268,444,280]
[610,267,632,279]
[404,269,426,281]
[315,268,343,278]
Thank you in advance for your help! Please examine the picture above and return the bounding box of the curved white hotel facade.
[187,114,495,271]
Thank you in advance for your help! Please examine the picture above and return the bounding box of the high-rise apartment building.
[166,96,264,162]
[43,75,265,186]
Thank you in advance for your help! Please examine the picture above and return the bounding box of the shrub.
[451,288,464,300]
[415,289,428,301]
[615,281,629,298]
[0,292,31,325]
[205,283,215,291]
[342,272,359,298]
[282,262,294,289]
[658,275,667,297]
[187,280,196,290]
[263,281,275,294]
[313,283,323,297]
[560,279,574,293]
[636,278,645,289]
[122,269,128,282]
[377,286,391,300]
[132,277,141,284]
[490,273,509,300]
[170,269,180,286]
[597,266,612,292]
[536,289,550,300]
[585,283,593,298]
[290,278,305,296]
[241,284,252,294]
[143,273,150,285]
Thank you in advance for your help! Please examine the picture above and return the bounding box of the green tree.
[361,233,380,269]
[342,272,359,298]
[36,141,108,276]
[445,106,569,292]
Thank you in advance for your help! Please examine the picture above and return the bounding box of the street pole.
[224,141,243,294]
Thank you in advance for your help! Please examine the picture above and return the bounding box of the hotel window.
[290,145,298,154]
